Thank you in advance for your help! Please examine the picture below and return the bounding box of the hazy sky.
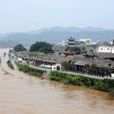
[0,0,114,33]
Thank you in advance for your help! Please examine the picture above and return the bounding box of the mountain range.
[0,26,114,48]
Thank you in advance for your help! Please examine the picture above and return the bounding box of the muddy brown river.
[0,49,114,114]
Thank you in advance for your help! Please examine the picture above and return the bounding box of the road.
[29,64,113,80]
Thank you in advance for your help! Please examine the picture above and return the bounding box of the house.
[31,58,56,66]
[79,39,97,46]
[97,45,114,53]
[96,41,114,53]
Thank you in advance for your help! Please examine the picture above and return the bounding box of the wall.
[97,46,112,53]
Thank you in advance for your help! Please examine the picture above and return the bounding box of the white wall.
[97,46,113,53]
[111,73,114,78]
[112,47,114,53]
[79,39,92,45]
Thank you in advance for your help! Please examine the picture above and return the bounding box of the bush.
[49,71,114,92]
[7,60,14,69]
[16,63,46,77]
[61,61,75,71]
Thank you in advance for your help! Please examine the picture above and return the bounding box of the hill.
[0,26,114,48]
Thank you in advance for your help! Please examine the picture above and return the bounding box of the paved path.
[28,64,113,80]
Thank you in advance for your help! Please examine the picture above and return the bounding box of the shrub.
[49,71,114,92]
[16,63,46,77]
[7,60,14,70]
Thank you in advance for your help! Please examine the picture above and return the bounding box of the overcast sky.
[0,0,114,33]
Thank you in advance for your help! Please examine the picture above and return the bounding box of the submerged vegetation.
[49,71,114,92]
[16,63,46,77]
[7,60,14,69]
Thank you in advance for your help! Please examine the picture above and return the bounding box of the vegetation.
[61,62,111,77]
[28,52,46,57]
[85,64,111,77]
[49,71,114,92]
[30,41,54,54]
[13,44,27,52]
[61,61,75,71]
[16,63,46,77]
[74,47,87,54]
[7,60,14,69]
[65,46,87,54]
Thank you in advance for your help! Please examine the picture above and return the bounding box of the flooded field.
[0,48,114,114]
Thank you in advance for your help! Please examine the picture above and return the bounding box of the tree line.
[13,41,54,54]
[61,61,112,77]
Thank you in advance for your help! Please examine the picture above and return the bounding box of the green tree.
[13,44,27,52]
[61,61,75,71]
[65,47,83,54]
[30,42,54,53]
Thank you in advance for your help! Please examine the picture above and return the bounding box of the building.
[67,37,76,48]
[39,64,62,71]
[79,38,97,45]
[96,41,114,53]
[97,45,114,53]
[79,39,92,45]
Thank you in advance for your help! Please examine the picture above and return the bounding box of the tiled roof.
[96,52,114,59]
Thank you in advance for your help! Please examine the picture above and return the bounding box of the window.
[100,48,103,50]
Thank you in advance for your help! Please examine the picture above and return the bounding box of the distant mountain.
[0,26,114,48]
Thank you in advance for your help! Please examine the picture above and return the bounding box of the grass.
[16,62,46,77]
[16,63,114,94]
[49,71,114,92]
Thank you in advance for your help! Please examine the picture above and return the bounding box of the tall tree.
[30,42,54,53]
[13,44,27,52]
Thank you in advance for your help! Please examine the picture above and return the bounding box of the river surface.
[0,48,114,114]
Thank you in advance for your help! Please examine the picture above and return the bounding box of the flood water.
[0,49,114,114]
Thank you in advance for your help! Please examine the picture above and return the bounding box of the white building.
[39,64,62,71]
[79,38,97,45]
[79,39,92,45]
[97,46,114,53]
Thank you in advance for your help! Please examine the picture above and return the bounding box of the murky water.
[0,49,114,114]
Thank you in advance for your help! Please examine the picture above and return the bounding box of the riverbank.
[15,62,114,93]
[16,62,46,78]
[49,71,114,93]
[0,48,114,114]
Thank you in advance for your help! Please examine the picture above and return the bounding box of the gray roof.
[74,61,90,66]
[96,41,111,46]
[67,37,75,41]
[74,59,114,68]
[96,53,114,59]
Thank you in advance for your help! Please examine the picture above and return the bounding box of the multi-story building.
[96,42,114,53]
[67,37,76,48]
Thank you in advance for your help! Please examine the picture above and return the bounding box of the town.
[11,37,114,78]
[1,0,114,113]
